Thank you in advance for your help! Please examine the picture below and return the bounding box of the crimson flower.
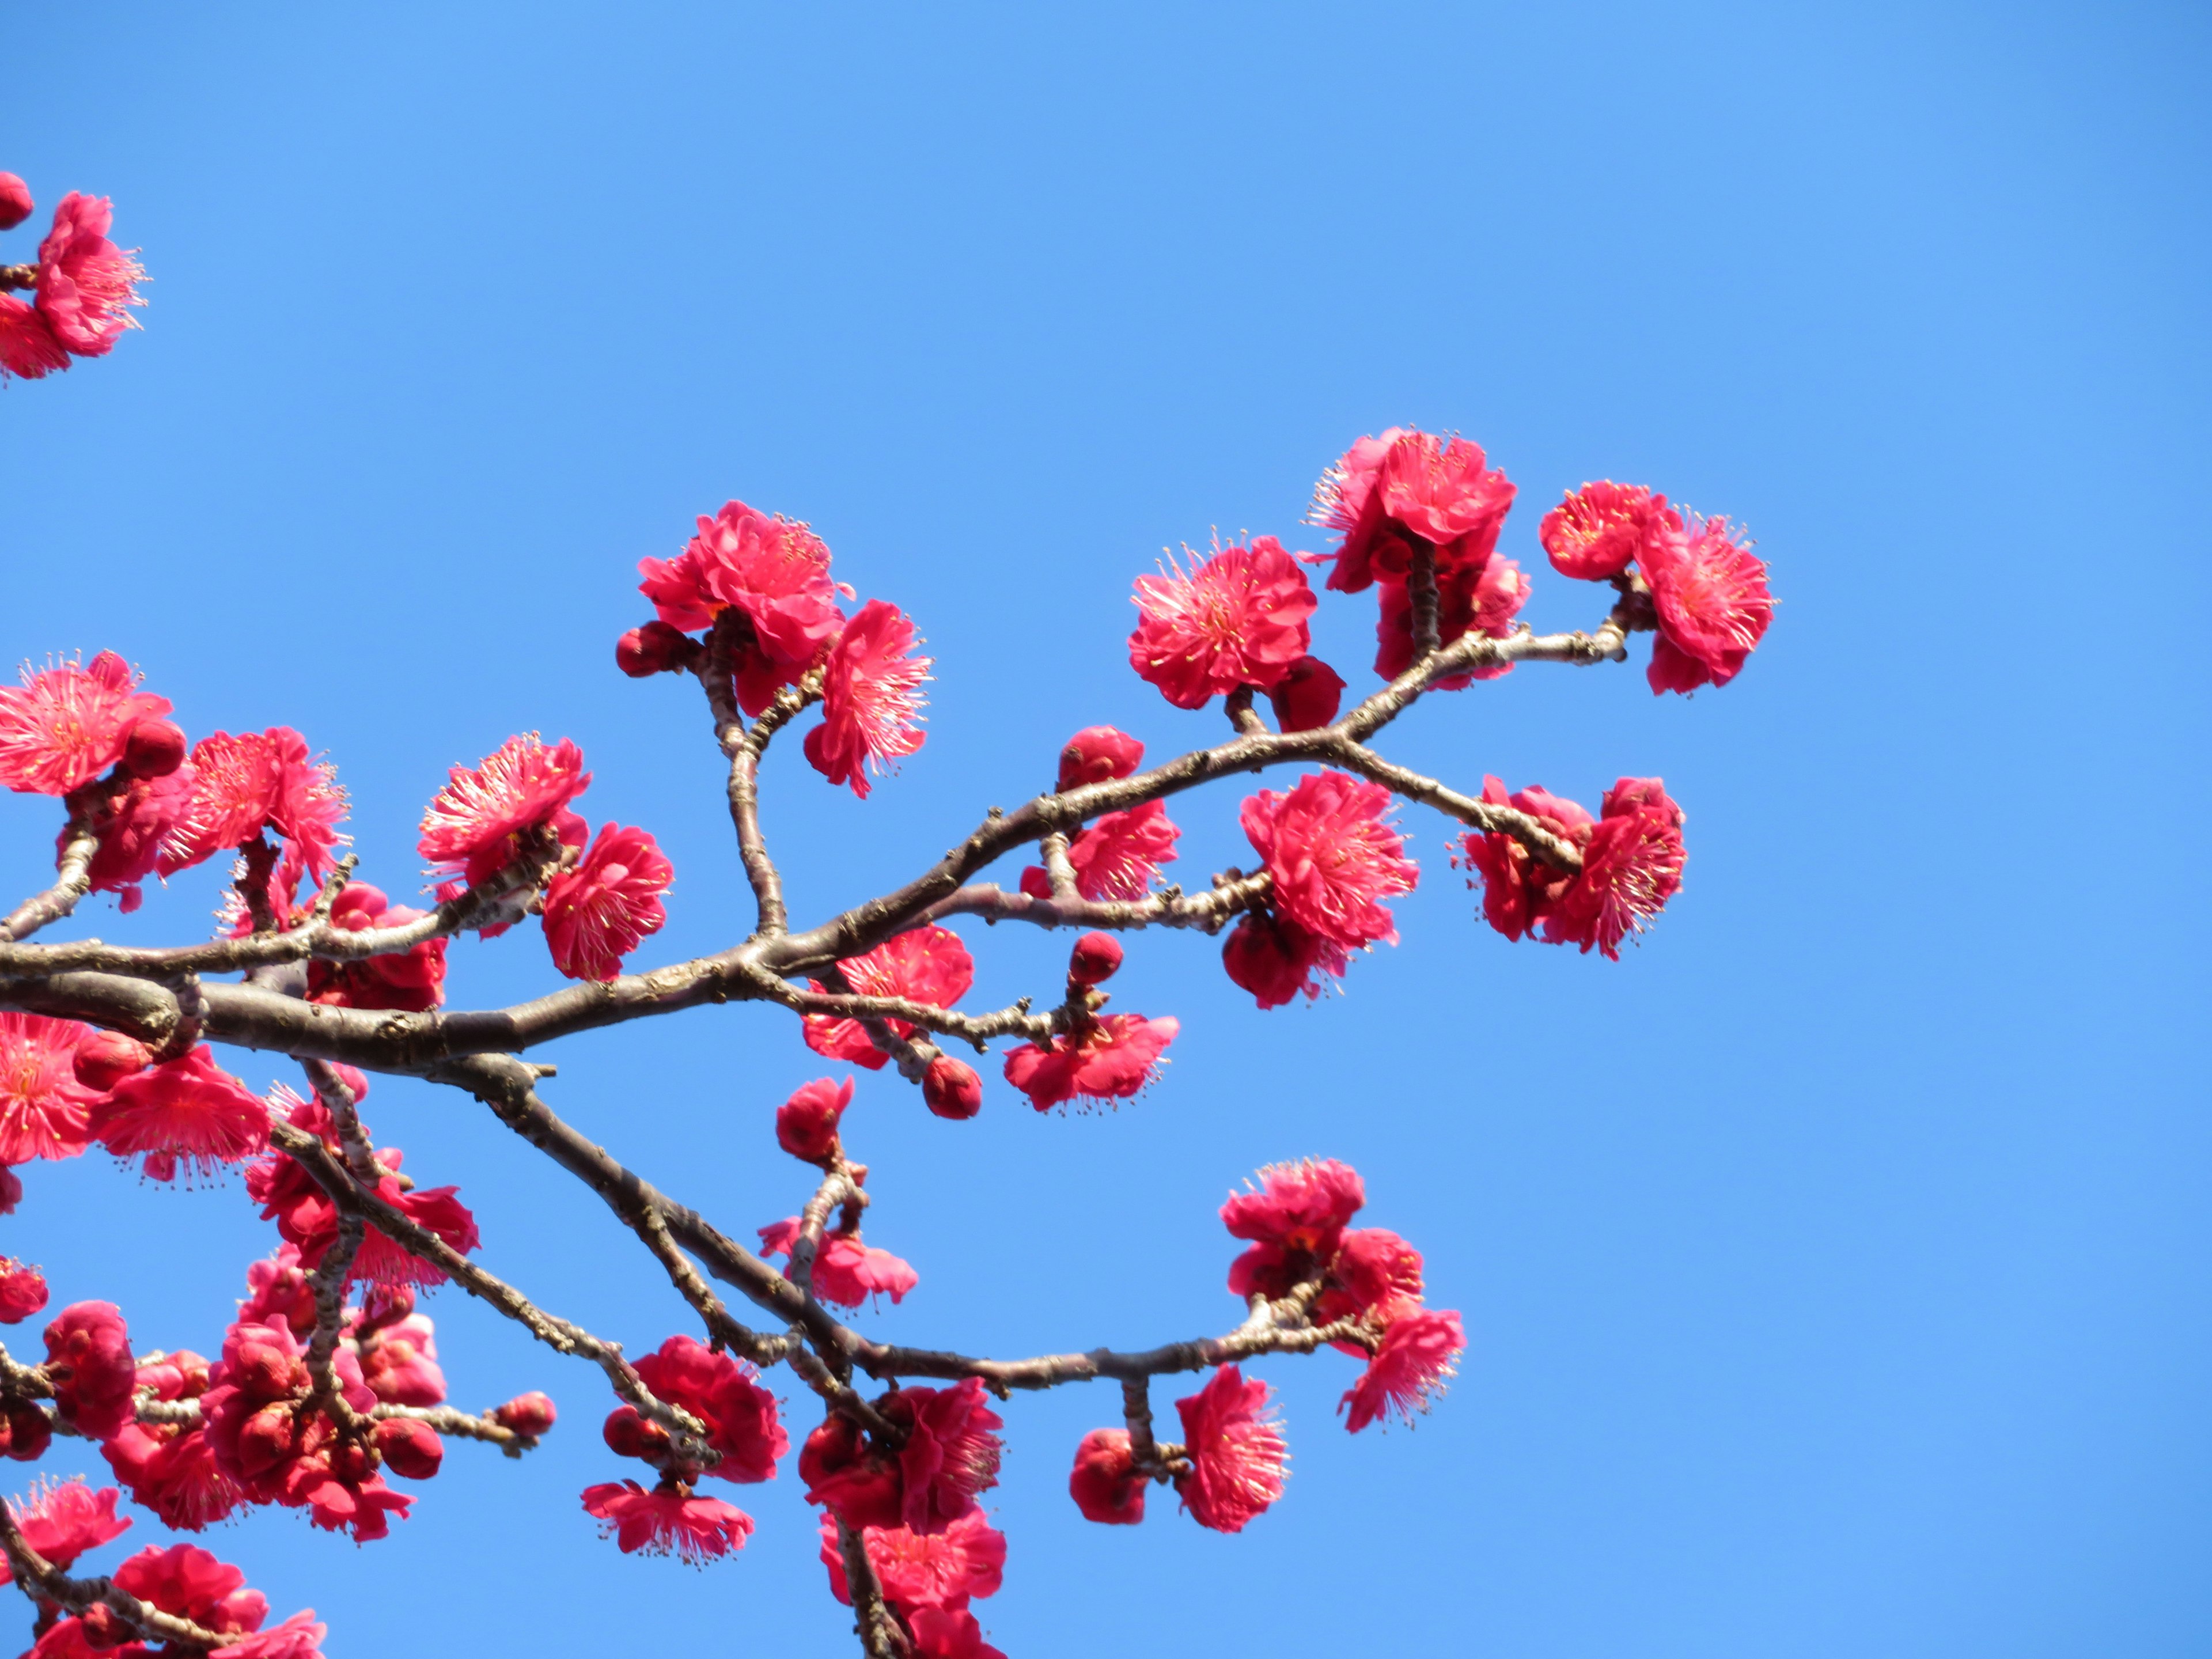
[160,728,349,885]
[0,1480,131,1582]
[1219,910,1344,1010]
[0,1257,48,1324]
[582,1478,753,1562]
[541,823,674,981]
[306,884,447,1012]
[1063,799,1180,901]
[819,1508,1007,1611]
[88,1044,270,1182]
[757,1218,919,1308]
[1460,774,1685,959]
[1067,1427,1146,1525]
[74,765,195,914]
[1340,1308,1467,1433]
[0,295,68,381]
[638,501,848,713]
[1056,725,1144,791]
[1221,1158,1368,1300]
[0,653,173,797]
[1641,513,1774,695]
[1372,550,1529,684]
[893,1378,1005,1534]
[1539,480,1676,581]
[1001,1013,1178,1111]
[1240,771,1417,953]
[630,1335,787,1483]
[906,1608,1009,1659]
[0,1013,98,1164]
[111,1543,269,1637]
[349,1295,446,1407]
[1306,427,1516,593]
[1128,536,1316,709]
[34,194,145,358]
[416,733,590,887]
[44,1301,137,1440]
[803,925,974,1069]
[101,1350,240,1532]
[1310,1227,1427,1331]
[805,599,931,799]
[1173,1366,1288,1534]
[800,1412,905,1531]
[777,1075,853,1162]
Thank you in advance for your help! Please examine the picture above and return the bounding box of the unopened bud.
[1267,655,1346,733]
[491,1391,557,1438]
[118,717,187,780]
[73,1029,152,1093]
[373,1416,445,1480]
[1057,725,1145,791]
[775,1075,851,1162]
[1067,931,1123,986]
[0,175,30,233]
[922,1056,983,1121]
[603,1404,671,1461]
[616,621,694,678]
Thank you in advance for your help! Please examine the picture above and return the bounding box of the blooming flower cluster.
[0,176,146,382]
[820,1509,1009,1659]
[1458,775,1688,959]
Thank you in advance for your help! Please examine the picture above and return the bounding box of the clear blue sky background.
[4,3,2207,1654]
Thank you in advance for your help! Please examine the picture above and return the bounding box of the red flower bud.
[1267,655,1346,733]
[1069,1427,1147,1524]
[0,1257,48,1325]
[616,621,694,678]
[775,1075,852,1162]
[602,1404,671,1461]
[491,1391,558,1438]
[73,1029,152,1093]
[236,1404,301,1480]
[3,1401,51,1461]
[922,1056,982,1121]
[1056,726,1144,792]
[0,174,32,233]
[232,1338,308,1405]
[118,718,187,779]
[373,1416,445,1481]
[1067,931,1123,986]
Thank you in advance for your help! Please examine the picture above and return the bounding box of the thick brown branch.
[0,1507,231,1649]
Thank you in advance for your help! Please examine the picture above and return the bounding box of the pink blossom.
[0,1480,131,1581]
[43,1301,136,1440]
[34,194,145,358]
[1460,775,1685,959]
[160,728,349,884]
[0,1257,48,1324]
[1267,654,1346,732]
[0,175,31,231]
[101,1416,241,1533]
[1001,1013,1178,1111]
[74,766,194,913]
[542,823,674,980]
[777,1075,852,1162]
[1640,513,1774,695]
[1307,428,1514,594]
[88,1044,269,1181]
[803,926,974,1069]
[923,1056,983,1120]
[805,600,931,798]
[0,1013,97,1164]
[0,652,173,796]
[350,1301,446,1408]
[1311,1228,1426,1331]
[800,1412,904,1531]
[1372,551,1529,683]
[491,1392,558,1438]
[1220,910,1344,1009]
[638,501,847,713]
[1128,537,1316,709]
[372,1416,444,1480]
[1057,725,1145,791]
[1340,1308,1465,1432]
[582,1478,753,1562]
[227,1612,327,1659]
[1068,1427,1146,1524]
[110,1543,257,1631]
[1240,771,1417,952]
[416,734,591,887]
[1539,480,1676,582]
[0,294,70,381]
[631,1335,787,1483]
[305,884,447,1012]
[757,1218,919,1308]
[1063,799,1179,901]
[1221,1158,1368,1300]
[819,1508,1007,1610]
[615,620,694,677]
[892,1378,1004,1534]
[1173,1366,1287,1533]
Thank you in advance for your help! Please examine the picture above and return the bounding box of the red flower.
[638,501,847,713]
[0,1480,131,1581]
[582,1478,753,1562]
[0,1013,97,1164]
[1128,537,1316,710]
[110,1543,263,1634]
[630,1335,787,1483]
[1460,775,1685,959]
[1307,428,1515,594]
[44,1301,137,1440]
[416,734,591,887]
[0,653,173,796]
[1372,550,1529,684]
[34,194,145,358]
[805,600,931,799]
[75,765,195,914]
[1221,1158,1367,1300]
[103,1398,243,1534]
[907,1608,1009,1659]
[541,823,673,981]
[1173,1366,1287,1534]
[922,1056,983,1120]
[1064,799,1180,901]
[1001,1013,1178,1111]
[757,1219,919,1308]
[1539,480,1675,582]
[226,1612,327,1659]
[1220,910,1344,1010]
[1310,1228,1426,1331]
[0,294,70,381]
[893,1378,1004,1535]
[1340,1308,1465,1433]
[776,1075,853,1162]
[819,1508,1007,1611]
[160,728,349,885]
[1640,513,1773,695]
[0,1257,48,1324]
[803,926,975,1069]
[800,1412,905,1531]
[350,1300,446,1407]
[306,885,448,1012]
[1066,931,1123,985]
[1240,772,1417,953]
[1067,1427,1146,1524]
[1267,654,1346,732]
[88,1044,269,1183]
[1057,725,1144,791]
[0,1167,17,1215]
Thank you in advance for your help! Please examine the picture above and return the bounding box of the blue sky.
[3,3,2207,1654]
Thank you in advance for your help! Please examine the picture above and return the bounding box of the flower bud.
[356,1283,415,1334]
[1267,655,1346,733]
[328,1437,375,1483]
[922,1056,982,1121]
[603,1404,671,1461]
[0,1168,18,1216]
[373,1416,445,1480]
[776,1075,852,1162]
[0,1257,50,1325]
[3,1401,51,1461]
[1067,931,1123,986]
[118,717,187,780]
[73,1029,152,1093]
[1069,1427,1147,1524]
[236,1404,300,1479]
[0,175,30,233]
[491,1390,558,1438]
[1056,725,1145,791]
[232,1338,308,1405]
[616,621,694,678]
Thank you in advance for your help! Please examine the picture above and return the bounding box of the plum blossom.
[803,926,974,1069]
[582,1478,753,1562]
[628,1335,787,1483]
[1340,1309,1467,1433]
[88,1045,269,1181]
[74,764,195,914]
[0,1480,131,1582]
[0,174,29,230]
[1128,537,1316,709]
[1641,513,1774,695]
[757,1218,919,1308]
[33,194,145,357]
[1220,910,1344,1010]
[1459,775,1685,959]
[894,1378,1005,1535]
[1539,480,1676,581]
[1267,654,1346,732]
[43,1301,137,1440]
[805,600,931,798]
[0,1013,97,1164]
[638,501,849,714]
[1240,771,1417,953]
[1306,427,1516,594]
[541,823,673,981]
[160,728,349,885]
[1173,1366,1287,1534]
[0,1257,48,1324]
[1221,1158,1368,1300]
[922,1056,983,1120]
[0,653,173,796]
[0,296,69,381]
[1067,1427,1146,1525]
[1056,725,1144,791]
[305,885,448,1012]
[1061,799,1180,901]
[101,1350,240,1532]
[819,1508,1007,1618]
[1001,1013,1178,1111]
[416,733,590,887]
